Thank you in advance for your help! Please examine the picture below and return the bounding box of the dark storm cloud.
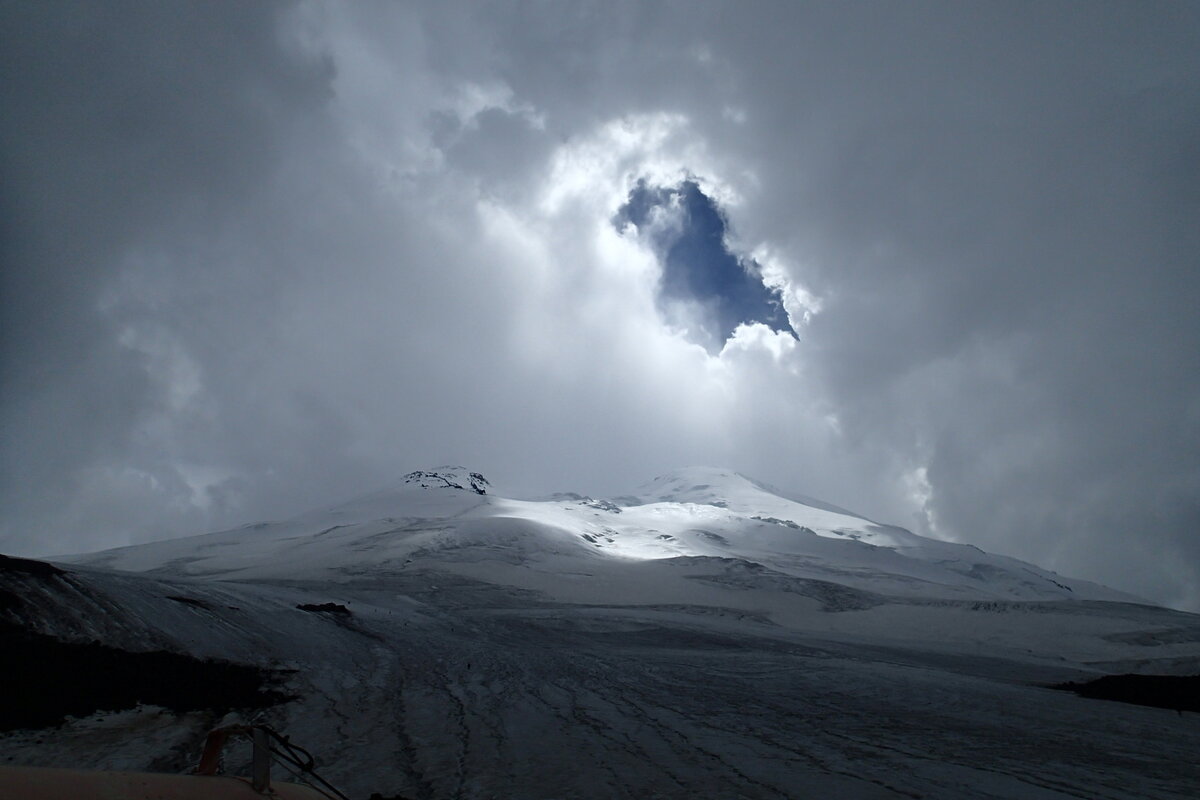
[615,179,792,353]
[1,1,1198,611]
[0,0,335,547]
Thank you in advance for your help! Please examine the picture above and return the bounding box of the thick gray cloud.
[2,2,1197,609]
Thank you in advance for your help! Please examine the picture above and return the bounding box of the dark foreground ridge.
[0,553,67,613]
[0,621,294,732]
[1052,673,1200,713]
[0,553,65,579]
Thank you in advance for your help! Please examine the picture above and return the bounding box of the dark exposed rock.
[751,516,815,536]
[0,588,21,612]
[297,602,351,616]
[0,621,293,732]
[1052,673,1200,713]
[403,468,489,494]
[0,553,65,580]
[166,595,213,610]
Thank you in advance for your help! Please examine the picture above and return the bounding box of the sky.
[2,1,1198,610]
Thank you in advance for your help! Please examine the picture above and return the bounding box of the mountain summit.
[402,466,490,494]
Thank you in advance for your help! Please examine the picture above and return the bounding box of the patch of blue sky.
[614,179,793,353]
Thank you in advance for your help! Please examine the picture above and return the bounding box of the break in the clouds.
[615,179,794,354]
[2,1,1198,612]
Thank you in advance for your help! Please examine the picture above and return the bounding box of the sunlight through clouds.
[2,1,1197,610]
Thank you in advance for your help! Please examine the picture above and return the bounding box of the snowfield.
[4,467,1199,798]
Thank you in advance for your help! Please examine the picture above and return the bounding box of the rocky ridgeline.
[402,467,489,495]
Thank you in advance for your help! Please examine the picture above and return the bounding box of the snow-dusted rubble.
[5,467,1199,798]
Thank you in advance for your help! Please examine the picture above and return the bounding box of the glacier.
[3,466,1199,798]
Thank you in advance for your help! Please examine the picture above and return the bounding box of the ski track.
[262,603,1198,799]
[8,572,1200,798]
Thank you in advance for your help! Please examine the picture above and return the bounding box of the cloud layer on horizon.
[2,1,1198,610]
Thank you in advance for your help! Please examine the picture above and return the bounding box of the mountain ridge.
[58,465,1140,606]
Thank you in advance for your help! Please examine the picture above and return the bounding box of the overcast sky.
[2,1,1198,610]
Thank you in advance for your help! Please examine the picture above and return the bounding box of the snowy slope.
[64,466,1135,605]
[6,466,1200,799]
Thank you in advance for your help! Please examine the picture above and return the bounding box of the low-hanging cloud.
[2,1,1198,611]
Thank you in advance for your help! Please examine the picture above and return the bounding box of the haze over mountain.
[5,468,1198,798]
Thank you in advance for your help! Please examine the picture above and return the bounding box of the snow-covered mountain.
[63,465,1132,605]
[5,467,1200,798]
